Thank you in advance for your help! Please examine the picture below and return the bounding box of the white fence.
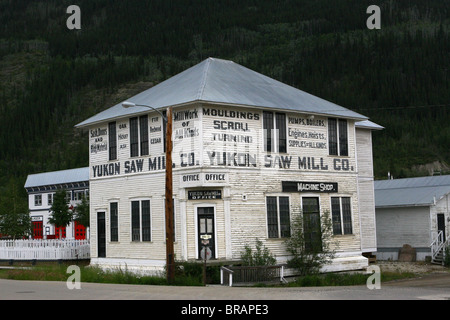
[0,239,90,261]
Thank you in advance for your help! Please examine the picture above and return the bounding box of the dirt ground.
[376,261,449,274]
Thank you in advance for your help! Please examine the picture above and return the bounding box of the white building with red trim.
[24,167,89,239]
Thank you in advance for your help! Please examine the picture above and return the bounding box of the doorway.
[437,213,446,240]
[97,212,106,258]
[197,207,215,259]
[302,197,323,253]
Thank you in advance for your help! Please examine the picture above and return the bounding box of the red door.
[32,221,43,239]
[55,226,66,239]
[74,221,86,240]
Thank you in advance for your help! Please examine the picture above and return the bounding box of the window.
[130,116,149,157]
[328,118,348,156]
[47,193,53,206]
[130,117,139,157]
[331,197,353,235]
[74,190,84,201]
[131,200,151,242]
[109,121,117,161]
[110,202,118,242]
[65,191,72,203]
[266,196,290,238]
[34,195,42,206]
[139,115,149,156]
[263,111,287,153]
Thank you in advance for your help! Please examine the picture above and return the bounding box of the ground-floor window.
[266,196,290,238]
[110,202,118,242]
[131,200,151,242]
[331,197,352,235]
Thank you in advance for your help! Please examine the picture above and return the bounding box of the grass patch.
[282,270,418,287]
[0,261,218,286]
[0,264,186,286]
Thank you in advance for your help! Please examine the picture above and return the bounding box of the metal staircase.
[431,231,449,265]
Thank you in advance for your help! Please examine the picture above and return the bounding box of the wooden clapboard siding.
[86,102,376,268]
[356,128,377,252]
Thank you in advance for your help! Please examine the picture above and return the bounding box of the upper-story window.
[34,194,42,206]
[47,193,53,205]
[108,121,117,161]
[130,115,149,157]
[263,111,287,153]
[328,118,348,156]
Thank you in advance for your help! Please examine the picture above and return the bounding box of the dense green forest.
[0,0,449,212]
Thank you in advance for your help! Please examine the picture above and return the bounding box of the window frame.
[130,199,151,242]
[110,202,119,242]
[263,111,287,153]
[328,118,348,156]
[266,195,290,239]
[331,197,353,235]
[108,121,117,161]
[34,194,42,206]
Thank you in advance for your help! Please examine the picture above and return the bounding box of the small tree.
[48,189,72,239]
[73,194,89,228]
[241,239,276,266]
[0,178,30,239]
[284,210,336,276]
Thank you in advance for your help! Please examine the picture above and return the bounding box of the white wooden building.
[375,175,450,262]
[76,57,381,273]
[24,167,89,239]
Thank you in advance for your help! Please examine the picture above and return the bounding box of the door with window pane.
[197,207,215,259]
[302,197,322,253]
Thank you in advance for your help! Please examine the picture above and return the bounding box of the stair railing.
[430,231,444,262]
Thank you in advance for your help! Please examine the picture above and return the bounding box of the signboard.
[188,190,222,200]
[200,246,212,260]
[282,181,338,193]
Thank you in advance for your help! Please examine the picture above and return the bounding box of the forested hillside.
[0,0,449,207]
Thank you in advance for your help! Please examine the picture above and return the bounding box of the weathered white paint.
[87,103,377,273]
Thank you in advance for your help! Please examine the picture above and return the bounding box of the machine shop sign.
[188,190,222,200]
[282,181,338,193]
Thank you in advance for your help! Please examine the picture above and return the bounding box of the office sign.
[188,190,222,200]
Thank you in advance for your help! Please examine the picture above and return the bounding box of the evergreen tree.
[0,178,30,239]
[48,189,72,239]
[73,194,89,228]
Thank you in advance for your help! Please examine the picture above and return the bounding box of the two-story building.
[24,167,89,239]
[76,57,381,273]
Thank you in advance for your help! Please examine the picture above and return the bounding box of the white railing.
[430,231,449,262]
[0,239,90,261]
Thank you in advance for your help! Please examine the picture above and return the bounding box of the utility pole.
[164,106,175,284]
[122,102,175,283]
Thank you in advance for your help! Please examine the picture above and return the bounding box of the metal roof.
[374,175,450,208]
[355,120,384,130]
[76,57,367,128]
[24,167,89,189]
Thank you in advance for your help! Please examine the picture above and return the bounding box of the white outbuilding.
[375,175,450,263]
[25,167,89,239]
[76,57,381,274]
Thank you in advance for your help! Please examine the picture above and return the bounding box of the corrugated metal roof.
[374,175,450,208]
[24,167,89,189]
[76,57,367,128]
